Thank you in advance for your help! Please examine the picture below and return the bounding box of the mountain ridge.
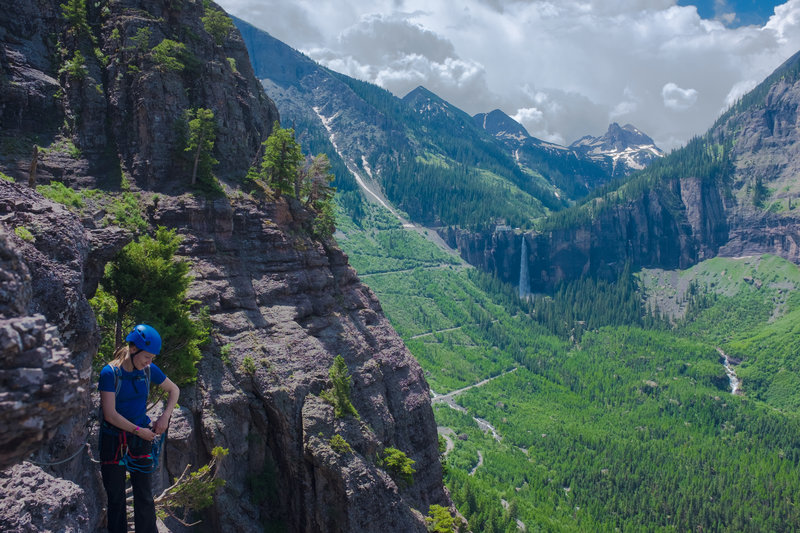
[236,17,566,228]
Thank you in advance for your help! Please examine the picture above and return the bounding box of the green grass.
[105,192,147,233]
[35,181,147,233]
[37,181,86,210]
[14,226,35,242]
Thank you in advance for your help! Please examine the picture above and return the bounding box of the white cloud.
[766,0,800,41]
[512,107,544,126]
[662,82,699,110]
[216,0,800,149]
[723,79,759,109]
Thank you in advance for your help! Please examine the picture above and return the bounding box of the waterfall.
[519,234,530,299]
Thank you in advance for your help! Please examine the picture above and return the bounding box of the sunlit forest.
[336,201,800,532]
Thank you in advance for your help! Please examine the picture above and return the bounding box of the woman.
[98,324,180,533]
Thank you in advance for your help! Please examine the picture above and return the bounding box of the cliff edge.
[0,0,448,531]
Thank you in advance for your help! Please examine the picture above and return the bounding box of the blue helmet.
[125,324,162,355]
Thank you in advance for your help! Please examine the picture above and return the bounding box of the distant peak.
[602,122,655,147]
[404,86,436,100]
[473,109,530,139]
[570,122,663,175]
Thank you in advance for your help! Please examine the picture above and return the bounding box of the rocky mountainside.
[473,109,530,141]
[473,109,623,199]
[236,18,565,228]
[0,1,448,531]
[447,51,800,291]
[0,0,277,192]
[570,123,664,176]
[233,16,403,204]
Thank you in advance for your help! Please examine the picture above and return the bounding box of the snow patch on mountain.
[570,123,664,175]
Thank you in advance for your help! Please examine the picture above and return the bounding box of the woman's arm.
[152,377,179,435]
[100,390,156,441]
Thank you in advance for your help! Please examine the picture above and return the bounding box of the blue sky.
[679,0,786,26]
[217,0,800,150]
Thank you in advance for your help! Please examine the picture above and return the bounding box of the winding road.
[432,368,518,410]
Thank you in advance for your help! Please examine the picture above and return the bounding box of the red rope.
[103,430,153,464]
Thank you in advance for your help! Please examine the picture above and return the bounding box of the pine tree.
[304,154,335,209]
[321,355,359,418]
[201,8,233,46]
[91,227,208,385]
[185,108,217,186]
[261,122,303,196]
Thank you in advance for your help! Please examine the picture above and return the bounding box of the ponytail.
[109,344,133,368]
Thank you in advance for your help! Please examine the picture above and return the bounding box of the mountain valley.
[2,2,800,532]
[236,16,800,533]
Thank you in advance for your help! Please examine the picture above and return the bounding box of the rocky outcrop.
[0,127,448,533]
[154,194,446,532]
[0,0,278,191]
[0,2,449,531]
[0,314,79,470]
[0,462,90,532]
[0,225,84,471]
[0,179,110,531]
[439,226,520,286]
[442,176,727,290]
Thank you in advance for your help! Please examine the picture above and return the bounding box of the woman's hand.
[137,427,157,442]
[152,414,170,436]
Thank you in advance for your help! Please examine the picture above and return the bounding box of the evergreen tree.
[304,154,335,209]
[261,122,303,195]
[321,355,359,418]
[185,108,217,186]
[304,154,336,239]
[91,227,208,386]
[201,8,233,46]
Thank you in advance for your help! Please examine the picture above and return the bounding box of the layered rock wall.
[0,0,278,190]
[442,176,729,290]
[0,180,109,531]
[154,194,446,531]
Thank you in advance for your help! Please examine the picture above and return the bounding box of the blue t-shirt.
[98,363,167,427]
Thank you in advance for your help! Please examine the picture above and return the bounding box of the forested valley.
[335,201,800,532]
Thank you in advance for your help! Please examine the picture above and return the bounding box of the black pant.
[99,424,157,533]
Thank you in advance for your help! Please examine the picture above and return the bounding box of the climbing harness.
[96,361,169,473]
[28,362,165,470]
[101,425,165,473]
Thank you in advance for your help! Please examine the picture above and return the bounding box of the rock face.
[0,0,278,191]
[442,175,730,290]
[0,2,448,531]
[154,195,446,532]
[0,223,85,471]
[0,462,90,533]
[0,179,108,531]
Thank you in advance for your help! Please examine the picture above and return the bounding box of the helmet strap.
[125,347,141,371]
